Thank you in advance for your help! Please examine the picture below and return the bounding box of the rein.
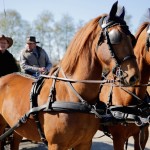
[1,22,150,142]
[40,74,120,84]
[99,74,150,150]
[0,68,107,142]
[1,68,150,144]
[100,73,150,125]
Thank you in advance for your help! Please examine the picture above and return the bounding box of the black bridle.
[98,23,150,129]
[97,16,136,79]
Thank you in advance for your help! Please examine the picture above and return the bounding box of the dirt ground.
[92,129,150,150]
[18,128,150,150]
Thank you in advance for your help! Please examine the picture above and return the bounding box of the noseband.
[97,16,136,78]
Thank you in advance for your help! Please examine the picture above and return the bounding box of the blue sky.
[0,0,149,33]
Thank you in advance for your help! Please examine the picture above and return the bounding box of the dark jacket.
[0,50,19,77]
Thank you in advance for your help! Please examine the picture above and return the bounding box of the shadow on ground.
[127,143,150,150]
[20,141,114,150]
[92,142,150,150]
[20,142,47,150]
[19,141,150,150]
[92,142,113,150]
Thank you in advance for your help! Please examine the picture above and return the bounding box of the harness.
[1,69,150,146]
[1,21,150,148]
[0,68,109,143]
[99,73,150,150]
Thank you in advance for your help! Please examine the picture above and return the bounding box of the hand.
[38,67,46,73]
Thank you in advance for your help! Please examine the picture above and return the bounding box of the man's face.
[26,43,36,51]
[0,39,9,53]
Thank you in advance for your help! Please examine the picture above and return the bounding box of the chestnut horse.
[0,2,139,150]
[99,10,150,150]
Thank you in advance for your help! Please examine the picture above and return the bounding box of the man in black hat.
[20,36,52,77]
[0,34,19,77]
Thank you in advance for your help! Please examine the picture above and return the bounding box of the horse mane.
[135,22,149,40]
[61,14,107,74]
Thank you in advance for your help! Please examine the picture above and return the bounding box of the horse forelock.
[61,15,105,74]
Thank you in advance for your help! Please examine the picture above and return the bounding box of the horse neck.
[61,52,103,103]
[136,58,150,99]
[73,58,103,102]
[100,73,135,106]
[134,30,150,99]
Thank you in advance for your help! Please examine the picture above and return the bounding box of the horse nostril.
[129,75,139,85]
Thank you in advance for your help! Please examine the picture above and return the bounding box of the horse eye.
[108,30,122,44]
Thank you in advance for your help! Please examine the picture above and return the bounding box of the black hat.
[26,36,40,44]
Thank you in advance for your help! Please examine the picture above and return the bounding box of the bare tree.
[33,10,54,58]
[53,14,75,62]
[0,9,31,59]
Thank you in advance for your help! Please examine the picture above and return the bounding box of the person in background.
[0,35,19,77]
[20,36,52,77]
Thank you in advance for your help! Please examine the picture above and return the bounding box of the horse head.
[97,1,140,86]
[99,8,150,150]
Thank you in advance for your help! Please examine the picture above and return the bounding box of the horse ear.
[118,6,125,20]
[108,1,118,20]
[148,8,150,20]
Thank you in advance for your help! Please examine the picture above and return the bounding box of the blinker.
[146,25,150,50]
[108,29,122,44]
